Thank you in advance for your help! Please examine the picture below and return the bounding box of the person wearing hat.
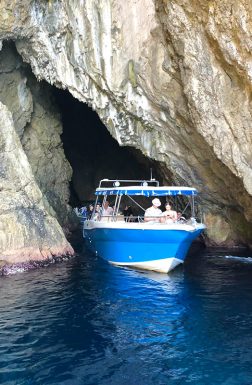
[144,198,162,222]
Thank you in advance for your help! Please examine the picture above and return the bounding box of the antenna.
[150,168,153,180]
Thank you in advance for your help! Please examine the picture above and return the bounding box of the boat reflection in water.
[83,179,206,273]
[108,262,185,293]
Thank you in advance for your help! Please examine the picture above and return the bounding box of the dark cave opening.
[0,40,165,224]
[53,89,163,208]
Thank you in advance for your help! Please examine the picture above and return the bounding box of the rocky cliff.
[0,0,251,266]
[0,100,73,264]
[0,41,74,266]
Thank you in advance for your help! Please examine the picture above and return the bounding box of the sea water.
[0,243,252,385]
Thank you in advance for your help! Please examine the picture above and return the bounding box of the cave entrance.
[0,40,164,225]
[53,89,163,208]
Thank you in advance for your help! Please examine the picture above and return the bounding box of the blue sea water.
[1,243,252,385]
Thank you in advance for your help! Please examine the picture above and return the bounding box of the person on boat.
[123,205,134,222]
[177,212,186,222]
[144,198,162,222]
[93,204,102,220]
[87,204,94,219]
[102,201,114,216]
[80,206,88,218]
[161,202,177,223]
[80,206,86,214]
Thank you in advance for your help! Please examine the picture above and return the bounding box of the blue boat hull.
[84,225,204,273]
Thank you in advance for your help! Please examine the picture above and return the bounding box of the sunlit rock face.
[0,101,74,264]
[0,0,252,250]
[0,43,73,228]
[0,42,75,265]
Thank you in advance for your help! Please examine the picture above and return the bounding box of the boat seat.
[100,215,124,222]
[115,215,124,222]
[100,216,112,222]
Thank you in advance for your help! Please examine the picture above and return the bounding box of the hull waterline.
[84,221,205,273]
[109,257,182,273]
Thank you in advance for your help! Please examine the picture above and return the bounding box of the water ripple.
[0,246,252,384]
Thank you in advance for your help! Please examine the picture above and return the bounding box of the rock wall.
[0,42,74,265]
[0,101,73,264]
[0,43,73,227]
[0,0,251,254]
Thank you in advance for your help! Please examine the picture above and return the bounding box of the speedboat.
[83,179,206,273]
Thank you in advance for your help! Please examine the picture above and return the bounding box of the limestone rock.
[21,76,73,227]
[0,43,32,137]
[0,0,251,249]
[0,42,74,229]
[0,101,74,264]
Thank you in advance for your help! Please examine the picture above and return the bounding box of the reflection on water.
[0,244,252,384]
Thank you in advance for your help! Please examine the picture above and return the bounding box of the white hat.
[152,198,161,207]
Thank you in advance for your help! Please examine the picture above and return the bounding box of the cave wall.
[0,100,73,263]
[0,0,251,256]
[0,43,73,227]
[0,42,75,264]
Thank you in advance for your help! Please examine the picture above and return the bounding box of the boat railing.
[90,215,202,225]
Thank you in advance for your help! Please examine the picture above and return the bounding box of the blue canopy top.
[95,186,198,197]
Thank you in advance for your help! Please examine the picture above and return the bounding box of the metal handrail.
[88,215,198,224]
[98,179,159,188]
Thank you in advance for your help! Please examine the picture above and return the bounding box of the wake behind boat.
[83,179,206,273]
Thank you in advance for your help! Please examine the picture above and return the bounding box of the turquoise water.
[0,244,252,384]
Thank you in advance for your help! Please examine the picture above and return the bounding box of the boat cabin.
[89,179,199,224]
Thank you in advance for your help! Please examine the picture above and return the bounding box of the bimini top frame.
[98,179,159,188]
[92,179,199,220]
